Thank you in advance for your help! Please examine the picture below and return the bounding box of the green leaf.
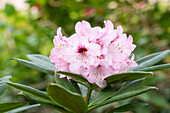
[6,104,40,113]
[0,76,11,95]
[89,86,117,107]
[137,92,169,108]
[27,54,51,62]
[47,83,88,113]
[0,102,28,112]
[22,92,69,113]
[88,78,145,110]
[55,74,77,93]
[105,72,152,85]
[70,80,82,95]
[27,54,55,70]
[107,103,148,113]
[4,4,16,16]
[56,71,89,86]
[6,82,50,101]
[12,58,54,75]
[95,86,158,108]
[134,50,170,70]
[0,76,12,84]
[136,63,170,72]
[115,78,145,95]
[0,83,8,96]
[136,51,163,64]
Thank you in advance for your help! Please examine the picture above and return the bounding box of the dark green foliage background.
[0,0,169,113]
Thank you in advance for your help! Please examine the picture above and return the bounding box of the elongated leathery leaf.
[88,78,145,110]
[0,102,28,112]
[95,86,157,108]
[136,51,164,64]
[0,76,11,95]
[89,86,117,107]
[55,74,77,93]
[12,58,54,75]
[56,71,89,86]
[137,92,169,108]
[70,80,82,95]
[6,82,50,101]
[134,50,170,70]
[107,103,148,113]
[0,76,11,84]
[105,71,152,85]
[0,83,8,96]
[115,78,145,95]
[22,92,68,113]
[47,83,88,113]
[137,63,170,72]
[27,54,55,70]
[27,54,51,62]
[6,104,40,113]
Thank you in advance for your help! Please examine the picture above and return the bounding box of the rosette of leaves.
[1,50,169,113]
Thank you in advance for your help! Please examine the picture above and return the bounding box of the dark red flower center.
[77,47,88,53]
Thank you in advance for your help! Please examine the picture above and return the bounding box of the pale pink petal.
[63,47,77,63]
[69,63,81,74]
[128,35,133,44]
[79,66,89,75]
[57,27,62,39]
[79,36,89,46]
[75,20,91,37]
[88,43,101,56]
[117,25,123,34]
[104,20,114,30]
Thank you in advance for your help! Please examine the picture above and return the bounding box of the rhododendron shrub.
[50,20,138,87]
[1,20,170,113]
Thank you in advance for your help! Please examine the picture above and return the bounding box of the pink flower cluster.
[50,20,138,87]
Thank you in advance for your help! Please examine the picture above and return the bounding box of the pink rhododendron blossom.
[50,20,138,88]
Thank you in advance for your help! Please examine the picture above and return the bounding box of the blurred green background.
[0,0,169,113]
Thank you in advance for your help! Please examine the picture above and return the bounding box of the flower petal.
[75,20,92,38]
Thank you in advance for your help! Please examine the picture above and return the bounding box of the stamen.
[97,55,105,59]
